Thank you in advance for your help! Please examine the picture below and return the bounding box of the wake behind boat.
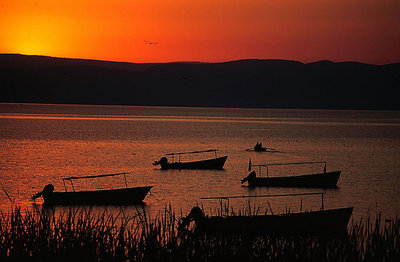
[153,149,227,170]
[32,172,153,205]
[179,193,353,236]
[241,161,340,188]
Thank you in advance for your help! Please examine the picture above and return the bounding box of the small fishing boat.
[248,142,276,152]
[179,193,353,236]
[153,149,227,170]
[32,172,153,205]
[241,161,340,188]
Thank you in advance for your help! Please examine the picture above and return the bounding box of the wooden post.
[321,193,324,210]
[123,173,128,188]
[63,179,67,192]
[227,198,230,216]
[70,180,75,192]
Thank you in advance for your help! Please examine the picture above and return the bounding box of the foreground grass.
[0,206,399,261]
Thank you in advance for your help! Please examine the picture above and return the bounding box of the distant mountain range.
[1,54,399,109]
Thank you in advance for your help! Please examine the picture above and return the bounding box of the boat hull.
[42,186,153,205]
[248,171,340,188]
[254,147,272,152]
[195,207,353,236]
[162,156,227,170]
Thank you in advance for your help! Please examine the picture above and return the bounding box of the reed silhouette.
[0,205,399,261]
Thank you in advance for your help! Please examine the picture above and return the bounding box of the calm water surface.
[1,103,400,219]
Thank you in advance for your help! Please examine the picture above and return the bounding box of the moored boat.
[32,172,153,205]
[153,149,227,170]
[241,161,340,188]
[179,193,353,236]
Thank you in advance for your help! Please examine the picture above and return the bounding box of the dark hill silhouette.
[0,54,399,109]
[0,54,158,71]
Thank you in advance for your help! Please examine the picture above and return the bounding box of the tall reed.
[0,205,399,261]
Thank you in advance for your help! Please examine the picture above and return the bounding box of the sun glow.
[1,0,399,64]
[5,15,68,56]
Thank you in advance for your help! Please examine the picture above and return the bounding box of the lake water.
[1,103,400,220]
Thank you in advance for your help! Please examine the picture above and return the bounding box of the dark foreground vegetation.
[0,206,399,262]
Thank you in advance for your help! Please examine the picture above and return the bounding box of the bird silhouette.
[144,40,159,45]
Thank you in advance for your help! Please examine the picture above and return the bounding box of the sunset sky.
[1,0,399,64]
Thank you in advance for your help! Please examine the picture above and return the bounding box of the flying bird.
[144,40,159,45]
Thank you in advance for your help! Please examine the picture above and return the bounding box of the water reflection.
[1,104,400,221]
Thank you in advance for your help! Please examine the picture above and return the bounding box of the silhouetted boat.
[153,149,227,170]
[32,172,153,205]
[241,161,340,188]
[179,193,353,236]
[251,142,276,152]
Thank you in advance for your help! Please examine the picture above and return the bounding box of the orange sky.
[1,0,399,64]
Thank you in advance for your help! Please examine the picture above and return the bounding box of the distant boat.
[153,149,227,170]
[252,142,276,152]
[179,193,353,236]
[241,161,340,188]
[32,172,153,205]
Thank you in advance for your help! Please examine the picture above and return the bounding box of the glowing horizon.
[1,0,399,65]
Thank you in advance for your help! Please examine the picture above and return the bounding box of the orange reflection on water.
[1,105,400,220]
[1,113,400,126]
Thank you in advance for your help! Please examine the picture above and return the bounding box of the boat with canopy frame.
[32,172,153,205]
[153,149,227,170]
[241,161,340,188]
[179,192,353,236]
